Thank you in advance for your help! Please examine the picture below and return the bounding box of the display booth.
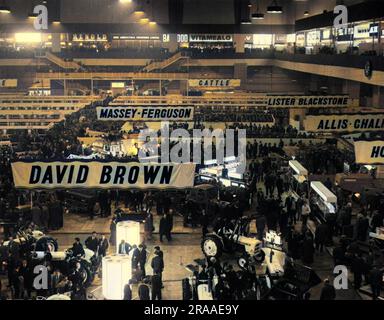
[116,221,141,253]
[102,254,132,300]
[310,181,337,222]
[288,160,309,199]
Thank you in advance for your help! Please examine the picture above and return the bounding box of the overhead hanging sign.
[11,161,196,190]
[189,34,233,42]
[354,140,384,164]
[266,95,351,108]
[0,79,17,88]
[96,106,194,121]
[188,79,241,88]
[304,113,384,132]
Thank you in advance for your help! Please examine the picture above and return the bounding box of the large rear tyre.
[201,235,223,259]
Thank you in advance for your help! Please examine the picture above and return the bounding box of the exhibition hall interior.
[0,0,384,302]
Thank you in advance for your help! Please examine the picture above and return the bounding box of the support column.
[51,33,61,53]
[372,86,384,108]
[342,80,361,99]
[234,63,247,89]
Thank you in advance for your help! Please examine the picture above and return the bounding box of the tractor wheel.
[237,255,249,270]
[201,235,223,258]
[254,250,266,264]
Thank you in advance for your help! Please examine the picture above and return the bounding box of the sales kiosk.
[310,181,337,223]
[288,160,309,199]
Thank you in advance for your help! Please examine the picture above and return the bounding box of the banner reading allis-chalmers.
[97,106,194,121]
[11,161,196,190]
[354,141,384,164]
[304,113,384,132]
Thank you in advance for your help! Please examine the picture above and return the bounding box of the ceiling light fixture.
[0,5,10,13]
[267,0,282,13]
[252,1,264,20]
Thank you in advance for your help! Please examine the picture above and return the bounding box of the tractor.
[201,216,266,270]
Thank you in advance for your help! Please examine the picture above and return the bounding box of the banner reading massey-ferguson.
[11,161,196,190]
[304,113,384,132]
[354,141,384,164]
[97,106,194,121]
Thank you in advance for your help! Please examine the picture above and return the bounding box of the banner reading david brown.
[11,161,196,190]
[354,141,384,164]
[304,113,384,132]
[97,106,194,121]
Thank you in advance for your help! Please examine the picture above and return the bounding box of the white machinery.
[310,181,337,215]
[288,160,309,199]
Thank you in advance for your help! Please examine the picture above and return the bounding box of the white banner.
[188,79,241,88]
[354,141,384,164]
[0,79,17,88]
[304,113,384,132]
[267,95,350,108]
[96,106,194,121]
[11,161,196,190]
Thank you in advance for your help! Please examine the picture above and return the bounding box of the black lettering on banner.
[100,166,113,184]
[41,166,53,184]
[371,146,384,158]
[29,166,41,184]
[68,165,75,183]
[128,166,139,184]
[76,165,89,183]
[317,120,324,130]
[99,109,109,118]
[113,166,126,184]
[160,166,174,184]
[56,165,68,183]
[144,166,161,184]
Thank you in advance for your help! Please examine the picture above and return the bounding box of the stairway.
[142,52,188,72]
[44,52,82,70]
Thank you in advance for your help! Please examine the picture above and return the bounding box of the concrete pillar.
[162,34,178,53]
[234,63,247,88]
[51,33,61,53]
[233,35,245,53]
[342,80,361,99]
[376,165,384,179]
[372,86,384,108]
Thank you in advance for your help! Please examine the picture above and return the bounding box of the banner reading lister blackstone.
[304,113,384,132]
[354,141,384,164]
[97,106,194,121]
[11,161,196,190]
[266,95,351,108]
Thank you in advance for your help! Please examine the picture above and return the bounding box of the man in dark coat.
[71,238,85,257]
[320,279,336,300]
[31,204,42,227]
[138,280,150,300]
[256,214,266,241]
[301,235,314,264]
[98,235,109,257]
[123,280,133,300]
[85,232,99,254]
[370,267,383,300]
[356,214,369,242]
[118,240,132,255]
[138,244,147,277]
[151,250,164,287]
[151,274,162,300]
[159,214,170,242]
[131,245,139,270]
[315,223,329,253]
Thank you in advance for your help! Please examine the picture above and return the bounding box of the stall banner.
[304,113,384,132]
[11,161,196,190]
[0,79,17,88]
[97,106,194,121]
[354,141,384,164]
[266,95,351,108]
[189,34,233,42]
[188,79,241,88]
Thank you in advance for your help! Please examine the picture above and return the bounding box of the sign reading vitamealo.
[11,161,196,190]
[304,113,384,132]
[188,79,241,88]
[97,106,194,121]
[354,141,384,164]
